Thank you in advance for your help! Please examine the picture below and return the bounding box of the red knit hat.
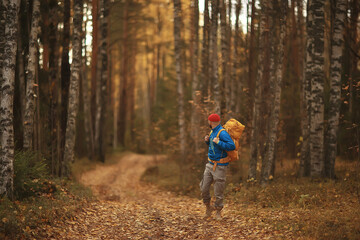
[208,113,220,122]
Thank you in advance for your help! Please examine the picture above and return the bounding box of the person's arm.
[213,131,235,151]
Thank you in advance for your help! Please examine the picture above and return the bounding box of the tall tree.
[118,0,129,147]
[308,0,325,178]
[299,0,311,177]
[220,0,229,115]
[62,0,83,176]
[231,0,241,113]
[249,0,266,180]
[262,0,287,183]
[48,0,60,175]
[210,0,220,113]
[81,4,95,160]
[324,0,346,178]
[0,0,20,199]
[247,0,257,119]
[173,0,186,159]
[190,0,200,154]
[94,0,109,162]
[201,0,210,101]
[91,0,98,136]
[23,0,40,150]
[60,0,71,175]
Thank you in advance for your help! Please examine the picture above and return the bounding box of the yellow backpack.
[210,118,245,163]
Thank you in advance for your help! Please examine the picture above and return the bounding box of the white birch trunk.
[23,0,40,150]
[0,0,19,199]
[309,0,325,178]
[62,0,83,176]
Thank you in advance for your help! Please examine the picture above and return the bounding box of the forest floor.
[27,152,360,240]
[30,152,301,240]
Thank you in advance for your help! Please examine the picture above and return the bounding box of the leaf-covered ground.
[33,153,303,239]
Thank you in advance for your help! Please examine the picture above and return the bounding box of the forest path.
[44,153,296,239]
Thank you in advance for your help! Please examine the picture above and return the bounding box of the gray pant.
[199,163,228,210]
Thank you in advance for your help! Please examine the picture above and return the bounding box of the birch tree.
[308,0,325,178]
[81,5,95,160]
[299,0,311,177]
[190,0,200,154]
[201,0,210,100]
[220,0,229,114]
[231,0,241,113]
[262,0,286,183]
[62,0,83,177]
[23,0,40,150]
[324,0,346,178]
[210,0,220,114]
[0,0,19,199]
[248,0,265,180]
[173,0,186,158]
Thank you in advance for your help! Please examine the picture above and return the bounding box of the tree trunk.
[91,0,98,139]
[220,0,228,115]
[81,4,95,159]
[0,0,19,199]
[262,0,286,184]
[201,0,210,102]
[324,0,346,178]
[248,0,266,181]
[60,0,71,175]
[62,0,83,177]
[248,0,257,119]
[210,0,220,114]
[94,0,109,162]
[173,0,186,159]
[118,0,129,147]
[308,0,325,178]
[48,0,60,175]
[348,0,358,117]
[299,0,311,177]
[17,17,25,144]
[23,0,40,150]
[128,46,137,144]
[190,0,200,154]
[231,0,241,114]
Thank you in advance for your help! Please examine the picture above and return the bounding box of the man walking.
[200,114,235,220]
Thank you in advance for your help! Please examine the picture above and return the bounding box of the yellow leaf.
[269,175,273,180]
[2,218,8,223]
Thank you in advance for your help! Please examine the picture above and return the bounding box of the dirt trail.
[44,153,296,239]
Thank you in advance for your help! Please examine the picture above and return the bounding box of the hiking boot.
[204,204,213,218]
[215,209,222,220]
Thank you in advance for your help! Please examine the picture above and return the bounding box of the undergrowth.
[0,151,93,239]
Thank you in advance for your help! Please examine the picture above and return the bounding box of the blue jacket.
[206,125,235,166]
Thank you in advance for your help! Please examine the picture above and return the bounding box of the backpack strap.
[216,129,225,139]
[209,128,225,139]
